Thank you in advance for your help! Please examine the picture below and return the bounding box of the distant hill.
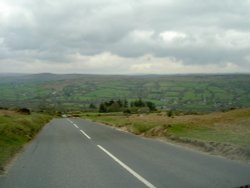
[0,73,249,112]
[0,73,29,77]
[0,73,86,83]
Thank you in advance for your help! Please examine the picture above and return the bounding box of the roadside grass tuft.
[129,122,156,134]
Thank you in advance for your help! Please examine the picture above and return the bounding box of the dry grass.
[0,110,19,116]
[82,108,250,161]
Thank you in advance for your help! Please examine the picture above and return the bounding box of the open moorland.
[81,108,250,162]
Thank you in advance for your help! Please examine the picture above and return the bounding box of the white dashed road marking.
[97,145,156,188]
[80,129,91,140]
[66,119,156,187]
[73,123,79,128]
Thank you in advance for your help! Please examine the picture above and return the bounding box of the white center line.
[73,123,79,128]
[80,130,91,139]
[67,119,72,123]
[97,145,156,188]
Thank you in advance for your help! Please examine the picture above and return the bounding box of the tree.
[98,99,156,113]
[89,103,96,109]
[109,102,121,112]
[99,103,107,113]
[123,99,128,108]
[117,99,123,107]
[146,101,156,111]
[134,98,145,107]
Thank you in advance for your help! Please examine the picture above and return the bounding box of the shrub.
[17,108,31,115]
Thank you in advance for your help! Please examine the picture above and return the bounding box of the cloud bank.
[0,0,250,74]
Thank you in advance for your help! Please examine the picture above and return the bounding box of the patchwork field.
[0,74,250,112]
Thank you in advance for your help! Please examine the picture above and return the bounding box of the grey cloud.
[0,0,250,72]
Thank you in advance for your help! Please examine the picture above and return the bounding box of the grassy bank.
[81,108,250,161]
[0,110,52,173]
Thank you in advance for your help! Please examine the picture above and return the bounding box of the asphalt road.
[0,118,250,188]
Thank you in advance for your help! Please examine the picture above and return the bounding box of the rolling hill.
[0,73,249,112]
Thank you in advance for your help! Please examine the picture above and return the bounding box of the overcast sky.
[0,0,250,74]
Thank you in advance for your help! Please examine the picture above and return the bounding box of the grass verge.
[81,108,250,162]
[0,110,52,174]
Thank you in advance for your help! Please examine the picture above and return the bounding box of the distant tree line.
[97,99,156,113]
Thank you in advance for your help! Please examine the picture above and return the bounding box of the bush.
[167,110,173,117]
[17,108,31,115]
[123,109,131,114]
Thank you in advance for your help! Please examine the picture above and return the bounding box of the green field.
[0,74,250,112]
[0,110,52,173]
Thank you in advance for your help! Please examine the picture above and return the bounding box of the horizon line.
[0,72,250,76]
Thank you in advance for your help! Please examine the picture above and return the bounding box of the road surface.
[0,118,249,188]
